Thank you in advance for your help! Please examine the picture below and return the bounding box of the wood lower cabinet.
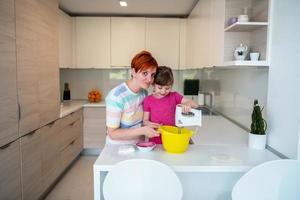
[41,120,62,192]
[20,129,43,200]
[83,107,106,149]
[19,109,83,200]
[0,139,22,200]
[0,0,19,147]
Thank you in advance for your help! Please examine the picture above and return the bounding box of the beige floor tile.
[45,156,97,200]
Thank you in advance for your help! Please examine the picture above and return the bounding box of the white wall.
[267,0,300,158]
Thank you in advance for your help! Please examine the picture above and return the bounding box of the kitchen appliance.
[183,79,199,96]
[175,105,202,127]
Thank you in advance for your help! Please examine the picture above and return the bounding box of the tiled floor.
[45,156,97,200]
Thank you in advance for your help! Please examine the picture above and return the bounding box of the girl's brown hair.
[131,50,158,72]
[154,66,174,86]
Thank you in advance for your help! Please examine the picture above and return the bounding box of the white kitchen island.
[94,142,279,199]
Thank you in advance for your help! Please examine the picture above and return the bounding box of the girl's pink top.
[143,92,183,144]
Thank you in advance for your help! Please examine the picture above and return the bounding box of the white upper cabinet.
[111,17,146,67]
[59,10,74,68]
[186,0,213,69]
[145,18,180,69]
[75,17,110,68]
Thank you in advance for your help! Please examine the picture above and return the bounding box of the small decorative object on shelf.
[250,52,260,61]
[63,82,71,101]
[248,99,267,150]
[238,7,249,22]
[234,43,248,61]
[88,89,102,102]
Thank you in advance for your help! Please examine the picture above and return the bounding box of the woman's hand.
[141,126,160,138]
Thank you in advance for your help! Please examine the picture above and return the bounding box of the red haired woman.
[105,51,160,144]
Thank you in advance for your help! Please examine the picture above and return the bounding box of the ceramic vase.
[248,132,266,150]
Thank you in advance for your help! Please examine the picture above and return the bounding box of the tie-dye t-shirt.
[106,82,147,130]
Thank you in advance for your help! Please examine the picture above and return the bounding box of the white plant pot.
[248,133,267,150]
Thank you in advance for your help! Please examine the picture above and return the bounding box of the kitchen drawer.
[0,139,22,200]
[59,118,83,151]
[59,109,83,129]
[60,135,83,170]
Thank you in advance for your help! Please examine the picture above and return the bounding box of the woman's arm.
[107,126,159,141]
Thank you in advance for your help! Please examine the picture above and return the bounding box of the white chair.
[103,159,183,200]
[232,159,300,200]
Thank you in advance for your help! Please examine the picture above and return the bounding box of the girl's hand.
[141,126,160,138]
[181,104,192,113]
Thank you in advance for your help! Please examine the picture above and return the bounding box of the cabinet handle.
[69,140,75,145]
[70,121,75,126]
[18,103,21,120]
[27,130,37,136]
[0,143,11,150]
[48,121,55,127]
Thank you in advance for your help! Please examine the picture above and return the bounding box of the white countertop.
[60,100,105,117]
[94,144,279,173]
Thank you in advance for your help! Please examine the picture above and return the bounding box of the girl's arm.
[143,112,161,128]
[180,97,199,113]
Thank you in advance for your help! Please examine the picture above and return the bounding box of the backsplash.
[60,67,268,129]
[59,68,201,100]
[201,67,269,129]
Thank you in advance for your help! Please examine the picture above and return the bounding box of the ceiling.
[59,0,199,17]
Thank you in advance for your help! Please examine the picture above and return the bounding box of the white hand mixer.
[175,105,202,134]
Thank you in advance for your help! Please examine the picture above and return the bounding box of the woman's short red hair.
[131,50,158,72]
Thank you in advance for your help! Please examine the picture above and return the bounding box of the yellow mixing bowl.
[158,125,193,154]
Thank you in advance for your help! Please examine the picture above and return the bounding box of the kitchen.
[0,0,300,200]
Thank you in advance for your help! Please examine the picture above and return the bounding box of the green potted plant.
[249,99,267,149]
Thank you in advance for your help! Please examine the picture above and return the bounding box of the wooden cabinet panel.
[75,17,110,68]
[60,134,83,170]
[83,107,106,149]
[0,139,22,200]
[111,17,146,67]
[41,120,62,191]
[20,129,43,200]
[145,18,180,69]
[0,0,19,147]
[59,118,83,151]
[16,0,59,136]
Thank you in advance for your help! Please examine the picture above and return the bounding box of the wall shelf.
[223,60,269,67]
[224,22,268,32]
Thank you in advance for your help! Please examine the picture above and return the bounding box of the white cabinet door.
[111,17,146,67]
[186,0,212,69]
[145,18,180,69]
[75,17,110,68]
[59,10,74,68]
[179,19,187,69]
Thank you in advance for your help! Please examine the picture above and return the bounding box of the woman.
[105,51,160,144]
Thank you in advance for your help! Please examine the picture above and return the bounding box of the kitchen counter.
[60,100,105,118]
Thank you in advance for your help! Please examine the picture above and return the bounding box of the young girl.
[143,66,199,144]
